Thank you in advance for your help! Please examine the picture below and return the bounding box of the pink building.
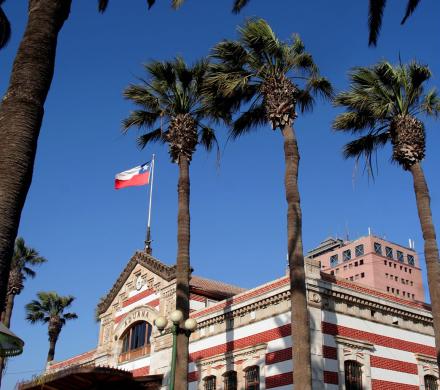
[307,235,425,302]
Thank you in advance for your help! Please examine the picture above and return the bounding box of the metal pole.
[145,154,155,252]
[169,324,178,390]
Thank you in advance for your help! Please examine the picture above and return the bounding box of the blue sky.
[1,1,439,388]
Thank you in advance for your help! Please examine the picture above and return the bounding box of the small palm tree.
[1,237,47,328]
[25,292,78,363]
[122,57,219,390]
[0,237,46,385]
[368,0,421,46]
[205,19,332,389]
[333,60,440,364]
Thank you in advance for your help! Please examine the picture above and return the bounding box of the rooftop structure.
[308,235,424,302]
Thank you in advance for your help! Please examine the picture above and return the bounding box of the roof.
[18,365,163,390]
[96,251,245,316]
[190,275,246,299]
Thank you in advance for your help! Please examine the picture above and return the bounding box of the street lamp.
[0,322,24,357]
[154,310,197,390]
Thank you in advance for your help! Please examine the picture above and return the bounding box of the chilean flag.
[115,163,150,190]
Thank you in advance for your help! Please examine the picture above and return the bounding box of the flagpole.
[145,154,155,253]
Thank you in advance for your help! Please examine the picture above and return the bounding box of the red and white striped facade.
[47,251,437,389]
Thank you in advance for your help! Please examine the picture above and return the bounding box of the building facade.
[39,245,437,390]
[308,235,424,302]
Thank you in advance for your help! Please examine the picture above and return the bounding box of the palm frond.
[171,0,185,9]
[368,0,387,46]
[421,88,440,117]
[231,103,266,139]
[232,0,250,13]
[343,132,390,176]
[296,89,314,113]
[306,76,334,100]
[333,111,376,132]
[122,110,160,132]
[97,0,108,12]
[137,128,168,149]
[63,312,78,321]
[401,0,421,24]
[199,125,219,154]
[0,5,11,50]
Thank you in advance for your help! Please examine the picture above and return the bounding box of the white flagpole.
[145,154,155,252]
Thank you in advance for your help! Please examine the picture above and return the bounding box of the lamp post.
[154,310,197,390]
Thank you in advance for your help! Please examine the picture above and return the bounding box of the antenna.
[408,238,411,248]
[368,227,371,236]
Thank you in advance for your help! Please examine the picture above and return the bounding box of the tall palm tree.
[205,19,332,389]
[0,237,46,385]
[25,292,77,363]
[368,0,421,46]
[122,57,219,390]
[333,60,440,365]
[0,0,179,323]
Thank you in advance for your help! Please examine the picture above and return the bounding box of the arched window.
[119,321,152,362]
[425,375,439,390]
[203,375,216,390]
[344,360,362,390]
[223,371,237,390]
[245,366,259,390]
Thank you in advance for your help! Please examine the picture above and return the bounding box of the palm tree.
[333,60,440,365]
[368,0,421,46]
[25,292,77,363]
[0,0,180,325]
[1,237,47,328]
[122,57,219,390]
[205,19,332,389]
[0,237,46,385]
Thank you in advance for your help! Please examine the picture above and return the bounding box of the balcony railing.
[118,344,151,363]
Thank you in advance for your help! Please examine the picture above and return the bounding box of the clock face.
[135,276,143,291]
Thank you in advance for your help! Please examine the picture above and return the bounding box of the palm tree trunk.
[0,0,71,312]
[282,124,312,389]
[0,294,15,385]
[2,294,15,328]
[47,336,58,363]
[174,156,191,390]
[409,162,440,366]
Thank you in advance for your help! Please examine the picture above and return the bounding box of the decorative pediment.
[96,251,176,316]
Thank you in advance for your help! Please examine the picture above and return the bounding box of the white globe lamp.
[170,310,183,324]
[184,318,197,332]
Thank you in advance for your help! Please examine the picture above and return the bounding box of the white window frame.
[415,353,439,389]
[335,335,373,390]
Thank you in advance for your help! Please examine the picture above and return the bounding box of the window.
[331,271,334,276]
[361,272,365,278]
[355,244,364,257]
[385,247,393,259]
[350,276,354,281]
[405,267,408,272]
[343,250,352,261]
[424,375,438,390]
[409,269,412,274]
[354,261,358,267]
[119,321,152,362]
[387,286,390,292]
[385,273,388,279]
[245,366,260,390]
[359,259,364,265]
[330,254,338,267]
[410,281,413,286]
[344,360,362,390]
[204,376,216,390]
[407,254,415,266]
[374,242,382,255]
[384,260,387,266]
[397,250,404,262]
[349,263,353,269]
[223,371,237,390]
[344,265,348,271]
